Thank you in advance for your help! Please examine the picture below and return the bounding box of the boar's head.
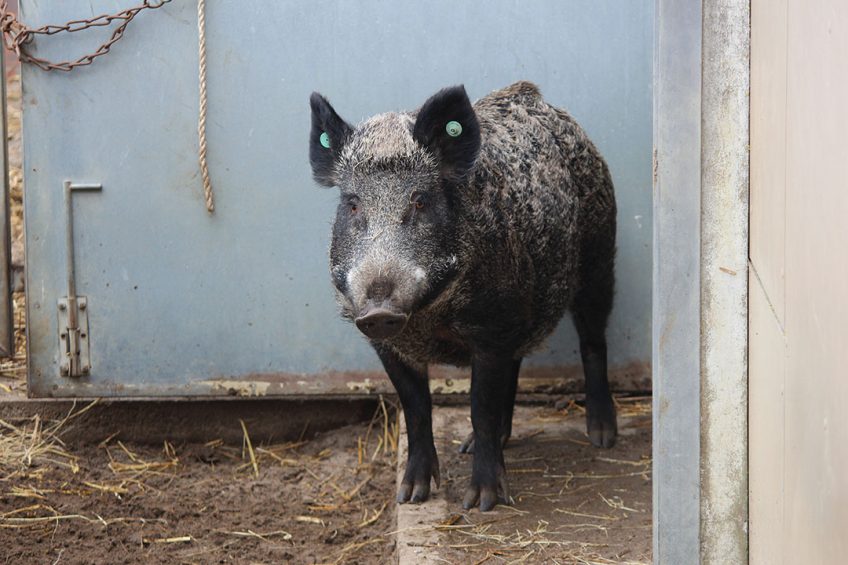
[309,86,480,340]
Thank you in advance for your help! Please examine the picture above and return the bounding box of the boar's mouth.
[354,304,409,340]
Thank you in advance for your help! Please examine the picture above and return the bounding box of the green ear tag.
[445,121,462,137]
[319,131,331,149]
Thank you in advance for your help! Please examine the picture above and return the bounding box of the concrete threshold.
[394,402,653,563]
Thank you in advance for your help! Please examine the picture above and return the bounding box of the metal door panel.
[22,1,653,397]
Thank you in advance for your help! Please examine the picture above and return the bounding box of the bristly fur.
[310,81,616,366]
[310,81,619,509]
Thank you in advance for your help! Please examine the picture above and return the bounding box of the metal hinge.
[58,296,90,377]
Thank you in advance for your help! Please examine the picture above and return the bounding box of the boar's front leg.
[458,358,520,454]
[463,352,519,511]
[374,345,440,504]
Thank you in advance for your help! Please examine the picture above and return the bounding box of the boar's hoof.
[457,431,510,455]
[586,401,618,448]
[397,451,440,504]
[355,308,408,340]
[462,465,510,512]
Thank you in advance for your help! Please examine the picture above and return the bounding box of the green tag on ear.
[319,132,331,149]
[445,121,462,137]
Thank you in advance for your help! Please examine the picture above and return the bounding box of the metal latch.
[58,296,90,377]
[59,181,101,377]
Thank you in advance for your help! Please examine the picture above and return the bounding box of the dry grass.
[0,401,99,481]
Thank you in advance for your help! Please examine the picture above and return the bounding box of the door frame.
[653,0,750,562]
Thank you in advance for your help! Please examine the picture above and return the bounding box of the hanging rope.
[197,0,214,213]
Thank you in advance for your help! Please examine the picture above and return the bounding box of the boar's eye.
[345,195,360,215]
[410,192,427,210]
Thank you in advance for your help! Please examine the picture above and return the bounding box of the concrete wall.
[653,2,750,561]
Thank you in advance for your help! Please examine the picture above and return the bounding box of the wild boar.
[309,82,616,511]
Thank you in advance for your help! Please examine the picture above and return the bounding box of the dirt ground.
[0,403,399,564]
[0,398,652,565]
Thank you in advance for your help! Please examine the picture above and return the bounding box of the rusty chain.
[0,0,172,71]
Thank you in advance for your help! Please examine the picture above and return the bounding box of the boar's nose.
[355,306,408,340]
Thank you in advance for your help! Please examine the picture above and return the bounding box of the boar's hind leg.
[463,353,519,512]
[375,345,440,504]
[458,358,521,454]
[573,250,617,448]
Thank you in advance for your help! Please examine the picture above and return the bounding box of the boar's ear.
[310,92,353,187]
[413,85,481,183]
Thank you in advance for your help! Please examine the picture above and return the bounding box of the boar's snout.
[355,305,409,340]
[345,262,428,338]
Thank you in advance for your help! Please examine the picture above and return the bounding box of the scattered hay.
[0,400,99,481]
[357,500,388,528]
[332,537,386,564]
[215,528,293,545]
[358,395,399,467]
[239,418,259,477]
[0,502,164,531]
[142,535,193,545]
[295,515,325,526]
[425,400,653,563]
[432,512,651,565]
[104,440,179,478]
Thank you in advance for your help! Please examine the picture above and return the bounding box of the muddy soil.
[0,417,398,565]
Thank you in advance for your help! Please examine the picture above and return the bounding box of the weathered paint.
[700,1,750,562]
[32,362,649,400]
[20,1,654,398]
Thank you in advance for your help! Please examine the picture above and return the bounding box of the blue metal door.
[22,1,653,397]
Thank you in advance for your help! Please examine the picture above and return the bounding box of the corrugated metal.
[21,1,653,397]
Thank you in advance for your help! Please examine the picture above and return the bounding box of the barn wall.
[20,1,654,397]
[654,2,751,561]
[750,0,848,561]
